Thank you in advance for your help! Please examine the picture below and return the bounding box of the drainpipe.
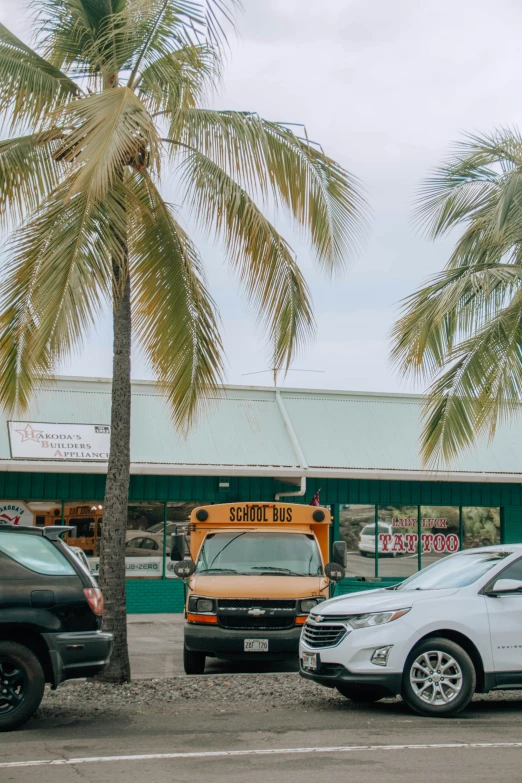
[274,390,308,501]
[275,474,307,502]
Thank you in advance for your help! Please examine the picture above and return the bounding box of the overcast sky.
[2,0,522,393]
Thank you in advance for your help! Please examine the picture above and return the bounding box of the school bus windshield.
[196,532,323,577]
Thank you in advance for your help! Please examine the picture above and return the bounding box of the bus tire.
[183,647,206,675]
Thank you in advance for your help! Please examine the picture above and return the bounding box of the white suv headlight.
[348,608,410,629]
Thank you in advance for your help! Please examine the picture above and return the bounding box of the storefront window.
[420,506,461,568]
[165,502,201,578]
[58,502,104,575]
[4,498,504,583]
[125,503,165,578]
[463,507,500,549]
[23,501,60,528]
[376,505,420,577]
[338,504,376,578]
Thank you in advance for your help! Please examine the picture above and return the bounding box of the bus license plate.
[244,639,268,652]
[302,653,318,671]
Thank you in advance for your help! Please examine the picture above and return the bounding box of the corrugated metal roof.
[1,376,521,480]
[282,391,522,475]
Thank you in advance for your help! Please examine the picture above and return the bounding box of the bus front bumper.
[184,623,302,659]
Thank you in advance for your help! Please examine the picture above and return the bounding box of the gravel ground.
[37,674,522,722]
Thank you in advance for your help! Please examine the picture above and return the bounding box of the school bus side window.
[69,517,95,538]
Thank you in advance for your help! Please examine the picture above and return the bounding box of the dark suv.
[0,525,113,731]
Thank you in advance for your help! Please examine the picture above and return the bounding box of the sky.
[2,0,522,393]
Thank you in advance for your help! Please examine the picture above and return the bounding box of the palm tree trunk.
[96,254,132,683]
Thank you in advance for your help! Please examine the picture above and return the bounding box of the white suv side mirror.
[489,578,522,595]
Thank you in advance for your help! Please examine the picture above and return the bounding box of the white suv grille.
[302,622,348,649]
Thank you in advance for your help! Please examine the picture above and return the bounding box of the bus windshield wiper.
[197,568,238,574]
[250,566,309,576]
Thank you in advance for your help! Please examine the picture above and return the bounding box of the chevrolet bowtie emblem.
[314,615,324,622]
[248,608,266,616]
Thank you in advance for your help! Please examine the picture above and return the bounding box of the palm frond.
[37,0,234,84]
[391,259,522,380]
[93,0,236,77]
[198,0,240,46]
[420,294,522,465]
[178,147,315,371]
[396,126,522,464]
[0,130,65,231]
[36,0,126,81]
[0,23,79,129]
[0,178,125,411]
[127,169,224,427]
[415,129,522,238]
[137,44,220,115]
[58,87,160,200]
[167,109,367,271]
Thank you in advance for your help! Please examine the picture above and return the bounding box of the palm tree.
[392,129,522,466]
[0,1,367,681]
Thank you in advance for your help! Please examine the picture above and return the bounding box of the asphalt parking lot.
[1,615,521,782]
[2,682,522,783]
[128,613,299,677]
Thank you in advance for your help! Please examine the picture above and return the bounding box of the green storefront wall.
[2,471,522,506]
[3,470,522,613]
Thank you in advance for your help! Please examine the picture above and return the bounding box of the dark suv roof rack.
[0,525,76,539]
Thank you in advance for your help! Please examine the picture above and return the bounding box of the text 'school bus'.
[171,502,347,674]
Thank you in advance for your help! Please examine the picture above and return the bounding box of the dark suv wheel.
[401,637,476,717]
[0,641,45,732]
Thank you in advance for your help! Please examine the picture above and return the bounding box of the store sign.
[0,501,34,526]
[392,518,448,529]
[380,532,459,554]
[8,422,110,461]
[87,557,163,578]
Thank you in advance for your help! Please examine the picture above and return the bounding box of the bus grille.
[217,599,297,610]
[302,623,347,649]
[218,616,294,630]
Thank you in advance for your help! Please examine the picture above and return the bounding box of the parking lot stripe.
[2,742,522,768]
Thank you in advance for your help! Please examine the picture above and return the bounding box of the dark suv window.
[0,533,76,576]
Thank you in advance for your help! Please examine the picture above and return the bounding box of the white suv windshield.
[394,551,510,590]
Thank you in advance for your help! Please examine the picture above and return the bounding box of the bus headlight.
[299,597,326,614]
[188,596,215,614]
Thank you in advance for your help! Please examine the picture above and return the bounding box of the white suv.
[300,545,522,716]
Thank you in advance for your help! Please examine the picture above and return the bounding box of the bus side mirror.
[325,562,345,582]
[173,560,196,578]
[332,541,347,568]
[170,533,185,562]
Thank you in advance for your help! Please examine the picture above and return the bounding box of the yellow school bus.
[171,502,346,674]
[35,505,103,556]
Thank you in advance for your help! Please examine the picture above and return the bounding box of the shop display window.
[376,505,420,578]
[338,504,376,578]
[463,507,500,549]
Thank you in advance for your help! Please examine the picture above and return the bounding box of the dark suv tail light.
[83,587,104,616]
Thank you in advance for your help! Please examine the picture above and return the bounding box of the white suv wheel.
[402,637,476,717]
[410,650,463,705]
